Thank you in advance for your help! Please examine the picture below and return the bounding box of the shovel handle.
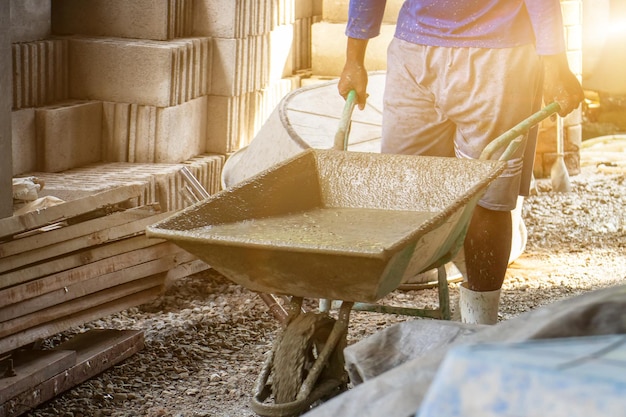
[334,90,357,151]
[480,102,561,161]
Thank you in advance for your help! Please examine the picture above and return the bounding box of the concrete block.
[11,109,37,175]
[295,0,314,19]
[69,38,173,107]
[293,17,313,71]
[12,39,69,110]
[193,0,240,38]
[102,102,131,162]
[211,36,267,96]
[269,24,295,82]
[417,335,626,417]
[51,0,191,41]
[102,97,208,164]
[312,21,394,76]
[35,101,102,172]
[193,0,272,38]
[68,37,210,107]
[322,0,402,23]
[211,38,240,97]
[206,95,239,154]
[155,96,208,163]
[10,0,50,43]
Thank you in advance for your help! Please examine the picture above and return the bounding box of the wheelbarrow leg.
[351,265,452,319]
[437,265,451,320]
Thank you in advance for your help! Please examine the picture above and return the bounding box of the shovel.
[551,114,572,192]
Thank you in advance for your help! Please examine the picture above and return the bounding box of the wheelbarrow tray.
[147,149,505,303]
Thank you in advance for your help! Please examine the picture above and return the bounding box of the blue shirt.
[346,0,566,55]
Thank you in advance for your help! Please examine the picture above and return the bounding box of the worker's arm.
[524,0,584,116]
[338,0,386,110]
[338,37,369,110]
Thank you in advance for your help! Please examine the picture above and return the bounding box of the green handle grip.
[480,102,561,161]
[334,90,357,151]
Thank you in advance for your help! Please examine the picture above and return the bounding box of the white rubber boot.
[459,282,501,325]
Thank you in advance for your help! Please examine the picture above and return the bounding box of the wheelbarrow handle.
[334,90,358,151]
[480,102,561,161]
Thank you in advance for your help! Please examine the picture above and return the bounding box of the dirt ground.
[23,139,626,417]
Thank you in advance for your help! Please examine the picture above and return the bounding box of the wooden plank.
[0,183,147,240]
[0,235,162,290]
[0,204,161,258]
[0,350,77,404]
[163,258,210,288]
[0,275,163,338]
[0,329,143,417]
[0,210,174,274]
[0,241,180,308]
[0,287,159,356]
[0,250,196,324]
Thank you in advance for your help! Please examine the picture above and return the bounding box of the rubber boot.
[459,282,501,325]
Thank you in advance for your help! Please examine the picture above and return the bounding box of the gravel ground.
[24,147,626,417]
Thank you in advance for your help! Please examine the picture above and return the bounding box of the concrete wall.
[1,2,13,218]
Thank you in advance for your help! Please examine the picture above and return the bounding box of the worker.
[338,0,584,324]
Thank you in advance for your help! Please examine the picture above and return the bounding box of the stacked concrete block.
[68,37,211,108]
[26,154,225,212]
[51,0,193,41]
[195,0,319,154]
[206,77,297,154]
[35,100,103,173]
[12,39,69,110]
[9,0,320,174]
[101,97,208,164]
[311,0,402,76]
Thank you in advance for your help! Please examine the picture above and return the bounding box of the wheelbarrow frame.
[148,93,561,416]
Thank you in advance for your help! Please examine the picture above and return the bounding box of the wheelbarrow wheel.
[271,312,346,405]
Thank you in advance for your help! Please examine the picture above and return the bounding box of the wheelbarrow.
[146,95,560,416]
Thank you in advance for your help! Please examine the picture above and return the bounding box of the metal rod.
[179,166,210,200]
[257,293,288,323]
[437,265,451,320]
[352,302,443,319]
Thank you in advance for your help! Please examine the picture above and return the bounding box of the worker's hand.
[542,53,584,117]
[338,38,370,110]
[338,63,368,110]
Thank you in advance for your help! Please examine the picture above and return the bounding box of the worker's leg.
[464,206,512,292]
[383,40,541,324]
[442,46,542,324]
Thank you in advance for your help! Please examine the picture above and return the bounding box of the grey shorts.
[382,38,543,211]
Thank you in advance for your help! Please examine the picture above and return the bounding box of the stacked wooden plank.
[0,156,224,358]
